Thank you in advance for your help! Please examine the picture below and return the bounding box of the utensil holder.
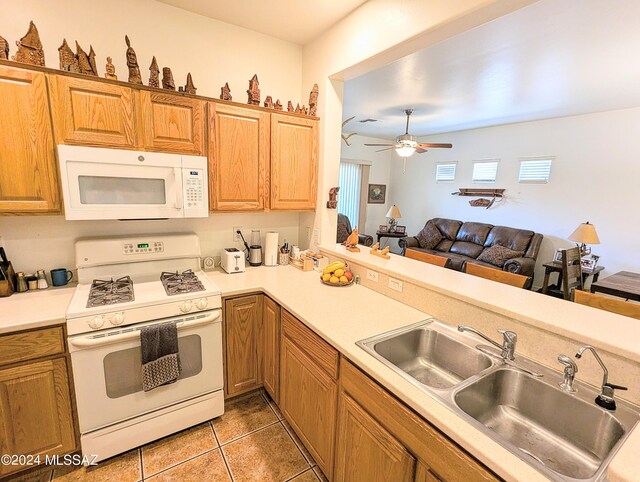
[279,252,289,266]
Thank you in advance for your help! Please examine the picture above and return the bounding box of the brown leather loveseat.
[399,218,543,289]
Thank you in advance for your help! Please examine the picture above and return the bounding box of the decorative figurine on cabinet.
[246,74,260,105]
[88,46,98,76]
[75,42,93,76]
[220,82,232,101]
[287,101,294,112]
[124,35,142,84]
[104,57,117,80]
[183,73,197,94]
[295,103,302,114]
[274,99,283,110]
[264,96,274,109]
[13,21,45,66]
[326,187,339,209]
[162,67,175,90]
[308,83,319,116]
[0,35,8,60]
[148,56,159,87]
[58,39,78,72]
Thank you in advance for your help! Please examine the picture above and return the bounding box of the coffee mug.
[51,268,73,286]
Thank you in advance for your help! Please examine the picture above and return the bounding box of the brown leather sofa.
[399,218,543,289]
[337,213,374,247]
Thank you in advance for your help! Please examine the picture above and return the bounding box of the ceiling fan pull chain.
[403,157,407,173]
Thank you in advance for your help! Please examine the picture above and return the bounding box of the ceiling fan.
[365,109,452,157]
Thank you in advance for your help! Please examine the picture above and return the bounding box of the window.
[338,162,363,227]
[472,160,499,183]
[435,162,457,183]
[519,157,553,183]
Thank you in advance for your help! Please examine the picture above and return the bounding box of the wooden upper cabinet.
[0,66,60,213]
[208,103,269,211]
[48,75,139,149]
[140,91,205,155]
[270,114,319,210]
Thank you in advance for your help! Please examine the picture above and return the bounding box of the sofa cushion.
[434,239,453,252]
[477,245,525,267]
[431,218,462,240]
[442,252,473,271]
[450,241,485,259]
[456,222,493,245]
[416,221,443,250]
[485,226,534,253]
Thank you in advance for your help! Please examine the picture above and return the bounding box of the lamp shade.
[395,146,416,157]
[568,222,600,245]
[386,205,402,219]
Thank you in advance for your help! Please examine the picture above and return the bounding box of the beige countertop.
[1,265,636,481]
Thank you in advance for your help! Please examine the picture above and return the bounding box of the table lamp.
[386,205,402,232]
[568,221,600,256]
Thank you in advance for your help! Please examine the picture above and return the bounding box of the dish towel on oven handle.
[140,321,181,392]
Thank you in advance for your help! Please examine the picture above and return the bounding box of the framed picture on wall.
[368,184,386,204]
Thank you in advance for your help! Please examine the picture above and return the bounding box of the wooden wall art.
[326,187,339,209]
[287,101,294,112]
[220,82,232,101]
[0,35,8,60]
[124,35,142,84]
[162,67,175,90]
[274,99,282,110]
[13,21,45,66]
[246,74,260,105]
[184,73,197,94]
[148,56,159,87]
[104,56,117,80]
[452,188,505,209]
[264,96,273,109]
[308,83,319,116]
[58,39,78,72]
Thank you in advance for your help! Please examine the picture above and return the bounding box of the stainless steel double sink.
[357,320,639,482]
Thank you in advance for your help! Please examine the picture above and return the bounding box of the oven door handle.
[69,311,220,349]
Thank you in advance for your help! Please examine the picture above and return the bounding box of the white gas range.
[66,234,224,461]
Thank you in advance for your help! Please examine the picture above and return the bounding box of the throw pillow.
[477,245,525,267]
[416,221,443,250]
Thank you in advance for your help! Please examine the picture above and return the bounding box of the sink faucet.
[558,355,578,393]
[575,345,627,411]
[457,325,517,362]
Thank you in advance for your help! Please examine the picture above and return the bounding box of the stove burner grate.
[86,276,134,308]
[161,269,205,296]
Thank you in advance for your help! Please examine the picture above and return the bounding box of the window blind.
[338,162,362,228]
[472,160,499,183]
[519,158,553,183]
[435,162,457,183]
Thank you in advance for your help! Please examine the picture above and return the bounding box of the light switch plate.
[388,277,403,292]
[366,269,379,282]
[313,228,320,245]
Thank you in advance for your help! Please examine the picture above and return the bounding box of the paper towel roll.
[264,232,279,267]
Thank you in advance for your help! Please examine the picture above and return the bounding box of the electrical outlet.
[388,277,403,292]
[366,269,379,282]
[233,227,242,242]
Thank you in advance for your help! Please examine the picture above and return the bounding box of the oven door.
[68,310,223,434]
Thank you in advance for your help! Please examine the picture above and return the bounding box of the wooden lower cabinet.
[0,357,76,477]
[224,295,263,397]
[261,296,280,402]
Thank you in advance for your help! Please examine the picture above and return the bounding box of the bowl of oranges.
[320,261,354,287]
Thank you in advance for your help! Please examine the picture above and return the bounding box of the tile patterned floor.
[7,391,326,482]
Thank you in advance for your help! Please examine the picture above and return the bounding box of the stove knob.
[111,312,125,325]
[88,315,104,329]
[179,300,193,313]
[196,298,208,310]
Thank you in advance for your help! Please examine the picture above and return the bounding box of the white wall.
[388,107,640,286]
[0,0,305,273]
[340,135,393,237]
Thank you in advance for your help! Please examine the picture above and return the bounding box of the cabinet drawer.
[281,310,338,379]
[0,326,65,367]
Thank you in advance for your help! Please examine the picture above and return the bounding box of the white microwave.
[58,145,209,220]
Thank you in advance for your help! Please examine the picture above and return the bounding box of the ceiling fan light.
[395,146,416,157]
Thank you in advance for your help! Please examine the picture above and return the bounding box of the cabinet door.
[334,392,416,482]
[0,357,76,477]
[140,91,205,155]
[261,296,280,402]
[280,336,337,476]
[0,66,60,213]
[224,295,263,397]
[49,75,139,149]
[270,114,318,210]
[209,103,269,211]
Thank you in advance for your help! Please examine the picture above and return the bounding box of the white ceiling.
[343,0,640,139]
[156,0,368,45]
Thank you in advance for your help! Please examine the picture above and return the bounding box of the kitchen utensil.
[36,269,48,289]
[0,247,16,292]
[51,268,74,286]
[16,272,28,293]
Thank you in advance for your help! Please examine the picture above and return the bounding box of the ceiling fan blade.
[418,143,453,149]
[365,143,394,147]
[375,147,394,152]
[415,148,429,154]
